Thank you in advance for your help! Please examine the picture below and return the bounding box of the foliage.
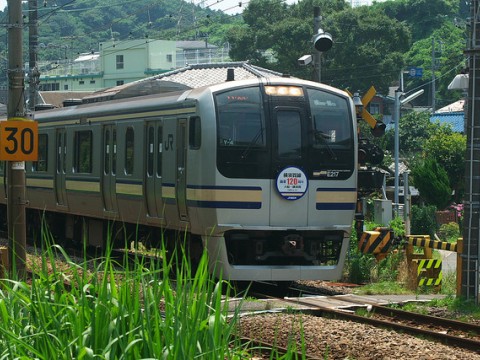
[438,222,460,242]
[324,5,411,94]
[411,158,452,209]
[423,126,466,202]
[380,111,437,158]
[0,229,256,358]
[411,204,437,236]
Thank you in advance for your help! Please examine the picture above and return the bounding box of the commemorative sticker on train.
[0,119,38,161]
[276,166,308,200]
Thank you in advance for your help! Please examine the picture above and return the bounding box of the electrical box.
[374,199,392,226]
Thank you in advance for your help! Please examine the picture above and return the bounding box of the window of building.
[369,103,380,115]
[90,80,96,84]
[64,85,68,90]
[33,134,48,172]
[125,127,134,175]
[116,55,124,70]
[74,130,92,173]
[116,80,124,86]
[79,80,85,85]
[166,54,173,63]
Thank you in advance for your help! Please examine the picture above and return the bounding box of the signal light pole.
[462,0,480,303]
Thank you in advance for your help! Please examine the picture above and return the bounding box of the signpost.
[0,119,38,161]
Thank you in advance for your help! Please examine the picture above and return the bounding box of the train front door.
[269,107,309,227]
[101,125,117,213]
[145,121,163,218]
[55,128,67,207]
[176,119,188,221]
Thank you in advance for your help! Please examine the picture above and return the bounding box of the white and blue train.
[0,75,358,281]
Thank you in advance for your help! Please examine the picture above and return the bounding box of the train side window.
[74,130,92,173]
[33,134,48,172]
[189,116,201,149]
[125,127,134,175]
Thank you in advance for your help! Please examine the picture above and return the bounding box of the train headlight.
[265,86,304,97]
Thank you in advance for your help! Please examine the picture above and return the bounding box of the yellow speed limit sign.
[0,118,38,161]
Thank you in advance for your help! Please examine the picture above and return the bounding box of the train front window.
[215,87,269,178]
[307,88,354,176]
[216,87,265,148]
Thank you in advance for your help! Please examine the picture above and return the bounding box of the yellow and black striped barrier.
[406,235,457,252]
[358,227,394,260]
[411,258,442,287]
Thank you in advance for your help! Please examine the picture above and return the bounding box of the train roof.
[82,62,286,104]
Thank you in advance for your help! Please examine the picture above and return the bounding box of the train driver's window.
[307,88,351,144]
[125,127,134,175]
[215,87,264,148]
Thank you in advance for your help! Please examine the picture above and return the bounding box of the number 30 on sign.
[0,120,38,161]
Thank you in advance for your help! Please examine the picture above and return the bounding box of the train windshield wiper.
[313,130,337,160]
[240,127,264,160]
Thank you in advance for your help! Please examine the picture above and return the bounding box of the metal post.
[394,89,401,215]
[313,6,321,83]
[463,0,480,303]
[7,0,27,278]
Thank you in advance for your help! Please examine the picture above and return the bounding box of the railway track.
[247,291,480,354]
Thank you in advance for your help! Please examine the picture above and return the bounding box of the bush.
[411,205,437,237]
[438,222,460,242]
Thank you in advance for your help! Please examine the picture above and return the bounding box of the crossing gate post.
[406,235,451,292]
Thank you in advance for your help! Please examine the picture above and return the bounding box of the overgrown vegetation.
[0,229,260,358]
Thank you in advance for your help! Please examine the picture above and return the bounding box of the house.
[37,39,231,94]
[430,100,465,133]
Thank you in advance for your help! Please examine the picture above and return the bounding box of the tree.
[403,22,466,108]
[423,125,466,202]
[380,111,436,160]
[411,157,452,209]
[324,6,411,94]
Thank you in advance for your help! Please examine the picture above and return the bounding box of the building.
[37,39,231,94]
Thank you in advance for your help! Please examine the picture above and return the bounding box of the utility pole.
[6,0,27,278]
[313,6,321,83]
[462,0,480,303]
[431,37,436,113]
[28,0,39,111]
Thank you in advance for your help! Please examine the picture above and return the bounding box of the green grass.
[0,225,313,359]
[0,229,247,359]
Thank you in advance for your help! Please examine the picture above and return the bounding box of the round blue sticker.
[276,166,308,200]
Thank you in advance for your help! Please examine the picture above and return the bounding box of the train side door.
[269,107,308,227]
[145,121,163,218]
[176,119,188,221]
[101,125,117,213]
[55,128,67,207]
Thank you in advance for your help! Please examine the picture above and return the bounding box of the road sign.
[347,86,386,137]
[408,67,423,78]
[0,119,38,161]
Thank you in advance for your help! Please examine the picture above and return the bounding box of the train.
[0,75,358,281]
